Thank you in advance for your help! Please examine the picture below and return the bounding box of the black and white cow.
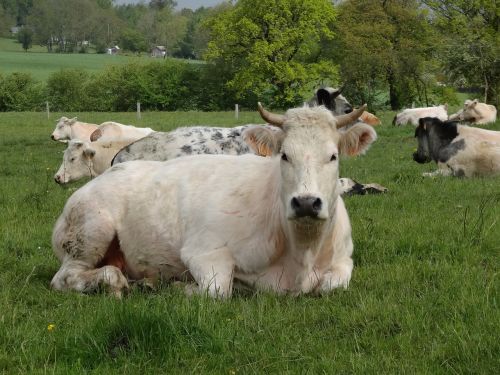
[413,117,500,177]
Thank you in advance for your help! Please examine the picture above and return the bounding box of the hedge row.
[0,60,244,112]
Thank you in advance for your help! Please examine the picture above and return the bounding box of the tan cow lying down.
[90,122,154,142]
[51,117,98,142]
[449,99,497,125]
[393,105,448,126]
[50,104,376,298]
[54,139,134,184]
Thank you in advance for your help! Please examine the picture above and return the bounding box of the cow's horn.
[331,84,345,98]
[335,104,367,128]
[258,102,285,127]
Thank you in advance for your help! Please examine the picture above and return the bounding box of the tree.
[204,0,338,108]
[423,0,499,105]
[17,27,32,51]
[328,0,437,110]
[120,28,148,53]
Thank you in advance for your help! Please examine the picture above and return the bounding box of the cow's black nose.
[51,135,55,140]
[291,196,322,218]
[344,107,353,114]
[413,152,426,164]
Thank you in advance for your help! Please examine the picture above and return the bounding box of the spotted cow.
[413,117,500,177]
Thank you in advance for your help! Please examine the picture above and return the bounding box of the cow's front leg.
[317,257,353,293]
[182,246,235,299]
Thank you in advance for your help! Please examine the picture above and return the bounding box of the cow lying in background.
[413,117,500,177]
[50,104,375,298]
[90,122,154,142]
[449,99,497,125]
[51,117,98,142]
[393,104,448,126]
[54,139,133,184]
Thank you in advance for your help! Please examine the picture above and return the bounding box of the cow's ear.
[90,128,102,142]
[316,88,332,108]
[339,123,377,156]
[471,99,478,107]
[242,127,284,156]
[68,117,77,125]
[83,146,96,158]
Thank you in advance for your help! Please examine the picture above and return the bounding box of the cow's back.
[112,125,266,164]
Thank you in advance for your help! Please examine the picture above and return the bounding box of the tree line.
[0,0,498,110]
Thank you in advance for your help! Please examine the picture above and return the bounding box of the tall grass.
[0,111,498,373]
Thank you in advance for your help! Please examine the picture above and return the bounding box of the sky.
[114,0,228,10]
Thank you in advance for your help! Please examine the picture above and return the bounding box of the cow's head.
[413,117,459,163]
[244,103,376,227]
[315,86,353,115]
[460,99,480,122]
[54,140,96,184]
[51,117,78,142]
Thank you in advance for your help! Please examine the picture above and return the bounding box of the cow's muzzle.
[51,134,56,140]
[54,174,65,184]
[290,196,322,218]
[412,152,431,164]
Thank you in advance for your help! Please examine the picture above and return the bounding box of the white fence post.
[235,104,239,119]
[137,101,141,120]
[46,101,50,119]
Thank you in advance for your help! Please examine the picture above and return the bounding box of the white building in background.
[151,46,167,58]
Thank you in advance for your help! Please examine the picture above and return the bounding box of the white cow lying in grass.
[393,104,448,126]
[90,122,154,142]
[51,117,98,142]
[50,104,376,298]
[54,139,133,184]
[449,99,497,125]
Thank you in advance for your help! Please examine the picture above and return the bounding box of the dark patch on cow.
[211,131,223,141]
[181,145,192,154]
[228,129,241,138]
[97,235,127,273]
[452,167,465,177]
[344,182,366,196]
[414,117,461,164]
[437,139,465,163]
[182,132,192,138]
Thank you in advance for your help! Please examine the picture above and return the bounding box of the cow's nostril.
[312,198,322,212]
[51,135,55,140]
[291,197,300,211]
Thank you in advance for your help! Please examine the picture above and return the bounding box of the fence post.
[46,101,50,119]
[235,104,239,120]
[137,101,141,120]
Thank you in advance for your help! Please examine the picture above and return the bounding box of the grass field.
[0,37,199,81]
[0,110,499,373]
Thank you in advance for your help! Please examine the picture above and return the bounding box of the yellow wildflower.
[47,324,55,332]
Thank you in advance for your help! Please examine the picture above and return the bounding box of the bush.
[46,69,89,111]
[0,73,44,111]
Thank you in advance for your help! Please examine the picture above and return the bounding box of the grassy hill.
[0,37,200,81]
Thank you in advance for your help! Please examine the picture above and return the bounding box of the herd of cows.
[47,88,499,298]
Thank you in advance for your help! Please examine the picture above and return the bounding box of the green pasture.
[0,111,499,373]
[0,37,199,82]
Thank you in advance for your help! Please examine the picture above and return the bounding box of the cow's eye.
[70,158,75,162]
[281,153,288,162]
[330,154,337,161]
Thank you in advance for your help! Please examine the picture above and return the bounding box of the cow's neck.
[285,198,339,291]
